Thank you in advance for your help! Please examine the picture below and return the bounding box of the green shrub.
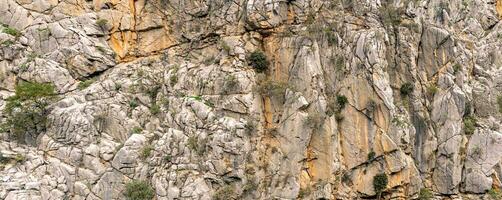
[488,188,501,200]
[427,84,439,96]
[379,4,402,26]
[453,64,462,74]
[223,74,239,93]
[140,145,154,159]
[2,82,55,144]
[306,113,324,130]
[163,155,172,162]
[248,51,269,72]
[373,173,388,197]
[1,40,14,46]
[213,185,236,200]
[254,79,288,98]
[337,95,348,109]
[367,151,376,160]
[463,115,477,135]
[124,180,155,200]
[400,82,414,96]
[418,188,433,200]
[96,18,108,28]
[114,83,122,91]
[497,95,502,114]
[187,136,205,155]
[129,99,138,109]
[0,153,8,164]
[2,26,21,37]
[78,79,95,90]
[149,104,160,115]
[131,126,143,134]
[298,187,311,198]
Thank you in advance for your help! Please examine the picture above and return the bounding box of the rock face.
[0,0,502,199]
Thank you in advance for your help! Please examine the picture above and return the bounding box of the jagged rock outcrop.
[1,0,502,199]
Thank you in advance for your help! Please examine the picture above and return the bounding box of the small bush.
[341,172,351,184]
[488,188,501,200]
[2,26,21,37]
[124,180,155,200]
[298,187,312,198]
[150,104,160,115]
[463,115,477,135]
[96,18,108,28]
[187,136,205,155]
[131,126,143,134]
[129,99,138,109]
[248,51,269,72]
[306,113,324,130]
[223,74,239,93]
[163,155,172,162]
[2,82,55,144]
[373,173,388,196]
[453,64,462,74]
[114,83,122,91]
[140,145,154,159]
[379,4,402,26]
[187,136,198,151]
[78,79,95,90]
[337,95,348,109]
[400,82,414,96]
[427,84,439,96]
[254,79,289,98]
[213,185,236,200]
[418,188,433,200]
[497,95,502,114]
[367,151,376,160]
[1,40,14,46]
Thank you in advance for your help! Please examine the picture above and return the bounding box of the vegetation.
[497,95,502,114]
[367,151,376,161]
[2,26,21,37]
[149,104,160,115]
[298,187,311,198]
[418,188,433,200]
[463,115,477,135]
[131,126,143,134]
[223,74,239,93]
[373,173,388,199]
[337,95,348,109]
[213,185,236,200]
[78,78,95,90]
[488,188,501,200]
[453,64,462,74]
[96,18,108,29]
[140,145,154,159]
[427,84,439,96]
[1,82,56,144]
[129,99,138,109]
[163,155,172,162]
[306,113,324,130]
[379,4,402,26]
[400,82,414,96]
[124,180,155,200]
[187,136,205,155]
[1,40,14,46]
[248,51,269,73]
[0,152,8,164]
[254,79,289,98]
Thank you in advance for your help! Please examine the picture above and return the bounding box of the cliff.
[1,0,502,199]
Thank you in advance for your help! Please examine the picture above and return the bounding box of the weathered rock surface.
[0,0,501,199]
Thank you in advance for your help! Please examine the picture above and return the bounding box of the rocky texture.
[0,0,502,199]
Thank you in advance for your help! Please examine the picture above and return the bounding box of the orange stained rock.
[497,0,502,18]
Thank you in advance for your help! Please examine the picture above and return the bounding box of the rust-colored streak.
[497,0,502,18]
